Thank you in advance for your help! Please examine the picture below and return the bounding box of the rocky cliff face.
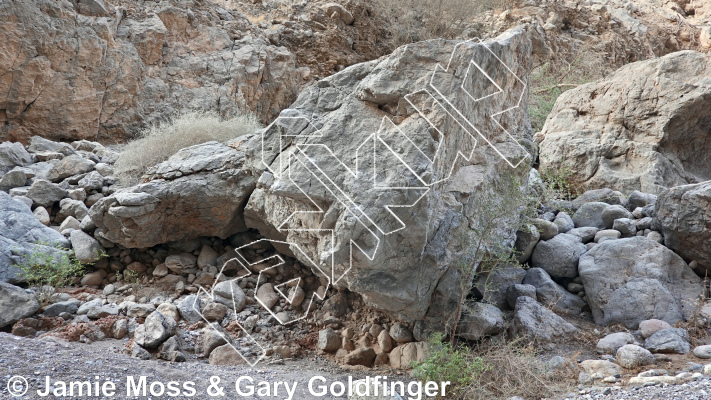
[90,28,534,327]
[0,0,389,144]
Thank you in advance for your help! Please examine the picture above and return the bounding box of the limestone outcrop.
[537,51,711,195]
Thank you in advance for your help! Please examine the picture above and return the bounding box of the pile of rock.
[1,137,120,282]
[511,187,704,330]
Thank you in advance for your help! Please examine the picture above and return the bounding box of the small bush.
[412,332,488,398]
[16,242,85,306]
[539,166,578,201]
[114,110,261,185]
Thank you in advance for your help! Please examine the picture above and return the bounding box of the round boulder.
[531,233,587,279]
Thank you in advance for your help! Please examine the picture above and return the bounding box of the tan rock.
[209,344,246,366]
[389,342,429,369]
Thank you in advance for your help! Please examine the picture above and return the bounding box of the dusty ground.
[0,333,412,400]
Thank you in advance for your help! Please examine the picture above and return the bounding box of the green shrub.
[114,110,261,185]
[539,166,578,201]
[16,242,85,306]
[412,332,488,398]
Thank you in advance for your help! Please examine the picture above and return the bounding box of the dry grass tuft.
[377,0,504,47]
[114,110,261,185]
[464,339,577,400]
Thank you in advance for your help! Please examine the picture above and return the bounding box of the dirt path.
[0,333,407,400]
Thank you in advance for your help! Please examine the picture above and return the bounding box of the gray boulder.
[572,202,609,229]
[43,300,80,317]
[318,328,340,351]
[644,328,691,354]
[571,189,626,210]
[506,283,537,309]
[514,223,540,263]
[531,233,587,279]
[616,344,654,369]
[456,302,504,340]
[693,345,711,359]
[596,332,635,354]
[1,192,70,283]
[473,264,526,309]
[78,171,104,191]
[553,212,574,233]
[243,29,533,326]
[0,142,33,175]
[46,155,95,182]
[579,237,703,329]
[28,136,77,156]
[612,218,636,236]
[0,169,28,191]
[178,294,202,323]
[538,51,711,194]
[513,296,578,342]
[626,191,657,211]
[567,227,598,243]
[26,179,67,208]
[532,218,558,240]
[57,198,90,222]
[523,268,587,315]
[601,205,634,229]
[0,281,40,328]
[134,310,177,348]
[89,141,257,248]
[211,280,246,313]
[69,230,105,264]
[654,181,711,271]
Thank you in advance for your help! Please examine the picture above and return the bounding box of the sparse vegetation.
[16,242,86,306]
[539,165,579,201]
[529,58,591,132]
[377,0,504,47]
[447,170,537,346]
[466,339,576,400]
[412,332,488,398]
[114,110,261,185]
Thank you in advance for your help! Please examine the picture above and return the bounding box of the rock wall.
[0,0,357,143]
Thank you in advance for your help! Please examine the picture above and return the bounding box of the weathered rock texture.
[579,237,703,329]
[91,29,533,327]
[538,51,711,195]
[0,0,393,143]
[654,181,711,271]
[0,0,298,142]
[244,29,532,326]
[90,140,257,248]
[1,192,70,283]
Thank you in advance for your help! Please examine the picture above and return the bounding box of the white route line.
[196,37,530,365]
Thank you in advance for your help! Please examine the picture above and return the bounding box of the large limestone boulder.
[538,51,711,195]
[0,192,70,283]
[579,237,703,329]
[0,0,299,143]
[244,29,533,325]
[654,181,711,271]
[89,140,257,248]
[0,281,40,328]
